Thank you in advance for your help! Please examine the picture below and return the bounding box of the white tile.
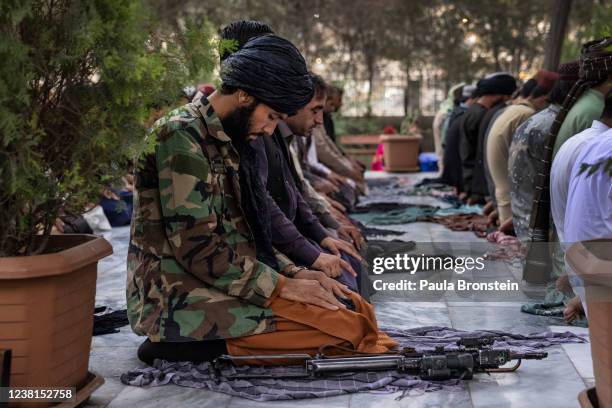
[549,325,589,336]
[468,348,586,408]
[374,301,451,329]
[547,327,593,382]
[227,394,349,408]
[89,346,145,378]
[449,305,566,333]
[447,301,527,307]
[349,387,472,408]
[107,384,232,408]
[562,343,594,380]
[84,377,127,408]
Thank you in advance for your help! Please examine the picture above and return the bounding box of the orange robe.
[226,292,397,363]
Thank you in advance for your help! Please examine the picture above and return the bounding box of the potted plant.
[380,114,423,172]
[0,0,214,401]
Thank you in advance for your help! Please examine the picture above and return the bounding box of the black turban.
[220,34,314,116]
[579,37,612,83]
[476,73,517,96]
[218,20,275,62]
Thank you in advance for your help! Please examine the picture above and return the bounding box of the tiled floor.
[86,172,592,407]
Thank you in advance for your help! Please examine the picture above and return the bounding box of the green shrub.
[0,0,215,256]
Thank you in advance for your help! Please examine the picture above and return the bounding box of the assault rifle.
[213,337,547,381]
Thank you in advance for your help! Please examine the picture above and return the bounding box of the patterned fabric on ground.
[420,213,489,237]
[351,206,438,225]
[435,205,482,217]
[366,177,401,189]
[352,205,482,226]
[521,283,587,327]
[370,184,456,201]
[484,231,526,261]
[120,326,586,401]
[353,202,430,214]
[361,226,406,237]
[521,301,565,317]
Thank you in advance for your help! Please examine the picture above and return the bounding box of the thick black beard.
[220,103,257,151]
[224,102,280,270]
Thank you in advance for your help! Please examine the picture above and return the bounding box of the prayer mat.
[434,204,482,217]
[419,213,489,237]
[483,231,526,261]
[351,206,439,225]
[366,177,402,189]
[436,195,464,208]
[364,185,455,201]
[120,326,586,401]
[362,226,406,237]
[352,205,482,226]
[521,284,588,327]
[366,178,451,194]
[414,179,448,188]
[353,202,432,214]
[520,301,565,317]
[354,218,406,237]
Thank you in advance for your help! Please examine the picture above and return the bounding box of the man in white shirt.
[565,128,612,244]
[551,119,610,243]
[558,90,612,322]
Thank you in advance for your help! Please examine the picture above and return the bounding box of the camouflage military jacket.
[127,97,290,342]
[508,104,559,241]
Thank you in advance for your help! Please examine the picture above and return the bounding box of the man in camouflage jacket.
[127,35,349,343]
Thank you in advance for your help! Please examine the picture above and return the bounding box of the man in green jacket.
[552,38,612,156]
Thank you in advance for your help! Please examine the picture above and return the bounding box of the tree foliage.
[167,0,606,114]
[562,0,612,62]
[0,0,216,256]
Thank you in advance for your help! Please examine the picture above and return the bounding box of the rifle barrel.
[308,355,415,374]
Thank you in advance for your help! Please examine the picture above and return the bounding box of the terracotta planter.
[380,134,422,172]
[0,235,112,397]
[567,239,612,408]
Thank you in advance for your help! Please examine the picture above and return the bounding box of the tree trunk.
[403,59,411,117]
[544,0,572,70]
[492,42,501,72]
[365,57,375,117]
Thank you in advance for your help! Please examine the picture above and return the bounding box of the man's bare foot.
[483,200,495,216]
[498,218,515,235]
[487,209,499,227]
[564,296,585,323]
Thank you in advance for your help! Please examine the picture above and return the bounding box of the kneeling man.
[127,34,395,365]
